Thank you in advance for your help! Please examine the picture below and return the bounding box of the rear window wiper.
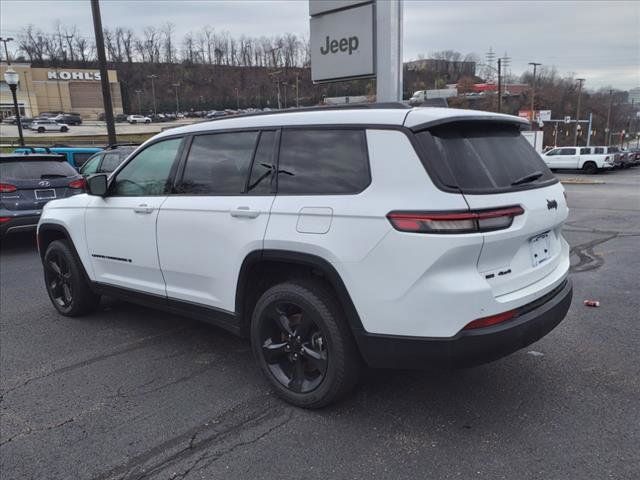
[511,171,543,186]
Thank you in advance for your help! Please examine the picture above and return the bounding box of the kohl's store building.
[0,63,123,120]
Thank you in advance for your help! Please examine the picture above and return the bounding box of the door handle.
[133,204,154,214]
[230,206,260,218]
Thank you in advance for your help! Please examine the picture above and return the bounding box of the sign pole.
[375,0,403,102]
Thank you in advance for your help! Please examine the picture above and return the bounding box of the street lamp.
[528,62,542,126]
[147,74,159,117]
[134,89,143,114]
[573,78,585,146]
[0,37,14,64]
[4,68,25,146]
[172,83,180,117]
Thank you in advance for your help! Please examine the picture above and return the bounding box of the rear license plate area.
[35,189,56,200]
[530,231,551,267]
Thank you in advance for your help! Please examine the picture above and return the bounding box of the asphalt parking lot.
[1,168,639,480]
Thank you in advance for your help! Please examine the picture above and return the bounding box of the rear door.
[156,130,277,312]
[416,122,568,297]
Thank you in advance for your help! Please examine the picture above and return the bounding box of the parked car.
[541,146,613,173]
[14,146,103,170]
[37,105,572,408]
[79,144,138,176]
[3,116,34,127]
[52,113,82,126]
[205,110,226,119]
[590,146,630,168]
[126,114,151,124]
[30,119,70,133]
[626,147,640,165]
[1,153,85,238]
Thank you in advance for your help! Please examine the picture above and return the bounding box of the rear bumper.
[355,278,572,369]
[0,212,41,236]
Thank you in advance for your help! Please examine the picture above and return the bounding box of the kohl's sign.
[47,71,102,81]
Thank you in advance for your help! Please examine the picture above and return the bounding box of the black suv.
[0,153,85,238]
[54,114,82,126]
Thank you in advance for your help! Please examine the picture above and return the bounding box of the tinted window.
[277,129,369,194]
[247,131,276,194]
[545,149,559,156]
[100,152,124,173]
[1,160,77,179]
[558,148,576,155]
[594,147,604,154]
[416,123,555,193]
[178,131,258,194]
[80,154,102,175]
[73,152,94,167]
[112,138,182,196]
[580,147,591,155]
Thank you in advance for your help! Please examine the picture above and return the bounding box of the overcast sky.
[1,0,638,90]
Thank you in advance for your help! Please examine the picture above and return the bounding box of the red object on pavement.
[583,300,600,307]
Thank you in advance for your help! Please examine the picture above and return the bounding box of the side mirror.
[87,174,108,196]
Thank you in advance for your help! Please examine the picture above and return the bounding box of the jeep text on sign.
[310,2,375,83]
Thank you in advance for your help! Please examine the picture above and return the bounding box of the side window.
[580,147,591,155]
[277,129,369,195]
[559,148,575,155]
[247,131,276,194]
[594,147,604,154]
[111,138,182,196]
[80,154,101,175]
[100,152,124,173]
[73,152,95,167]
[177,131,258,194]
[546,149,559,156]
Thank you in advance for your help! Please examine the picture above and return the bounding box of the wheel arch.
[38,223,93,284]
[235,250,365,337]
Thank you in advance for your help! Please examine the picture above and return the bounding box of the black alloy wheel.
[44,249,74,310]
[251,281,361,408]
[259,301,328,394]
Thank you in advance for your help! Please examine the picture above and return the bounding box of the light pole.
[135,89,143,114]
[295,74,299,108]
[172,83,180,116]
[234,87,239,110]
[0,37,14,64]
[147,74,159,117]
[4,68,25,147]
[573,78,585,146]
[605,89,613,146]
[528,62,541,125]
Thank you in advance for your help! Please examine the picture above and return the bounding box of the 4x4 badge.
[547,199,558,210]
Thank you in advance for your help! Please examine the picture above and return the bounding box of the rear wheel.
[583,161,598,174]
[44,240,100,316]
[250,280,361,408]
[37,127,45,133]
[60,126,68,132]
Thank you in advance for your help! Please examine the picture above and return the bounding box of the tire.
[37,127,45,133]
[60,126,68,132]
[43,240,100,316]
[250,280,361,408]
[145,119,150,124]
[582,161,598,175]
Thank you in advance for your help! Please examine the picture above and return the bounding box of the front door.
[85,137,184,296]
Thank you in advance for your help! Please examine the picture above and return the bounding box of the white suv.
[37,106,573,408]
[127,114,152,124]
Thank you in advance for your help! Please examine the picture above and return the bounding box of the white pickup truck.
[541,146,614,174]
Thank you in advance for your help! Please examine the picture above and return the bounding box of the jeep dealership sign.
[47,70,101,81]
[310,1,375,83]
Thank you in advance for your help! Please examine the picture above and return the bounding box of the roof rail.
[104,143,140,149]
[205,102,411,122]
[17,146,52,153]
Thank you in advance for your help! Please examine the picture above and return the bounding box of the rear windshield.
[416,122,556,193]
[0,160,77,180]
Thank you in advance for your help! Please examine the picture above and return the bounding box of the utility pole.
[295,74,299,108]
[234,87,239,110]
[0,37,14,64]
[90,0,116,145]
[172,83,180,116]
[528,62,541,126]
[573,78,585,146]
[605,89,613,146]
[497,58,502,113]
[586,112,593,147]
[135,89,143,114]
[147,74,158,117]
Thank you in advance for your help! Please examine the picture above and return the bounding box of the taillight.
[0,217,11,223]
[0,183,17,193]
[68,178,86,189]
[463,309,517,330]
[387,206,524,234]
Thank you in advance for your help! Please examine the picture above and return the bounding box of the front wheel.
[60,126,68,132]
[582,161,598,174]
[250,280,361,408]
[37,127,45,133]
[43,240,100,316]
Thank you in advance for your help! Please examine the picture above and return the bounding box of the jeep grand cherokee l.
[37,105,573,408]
